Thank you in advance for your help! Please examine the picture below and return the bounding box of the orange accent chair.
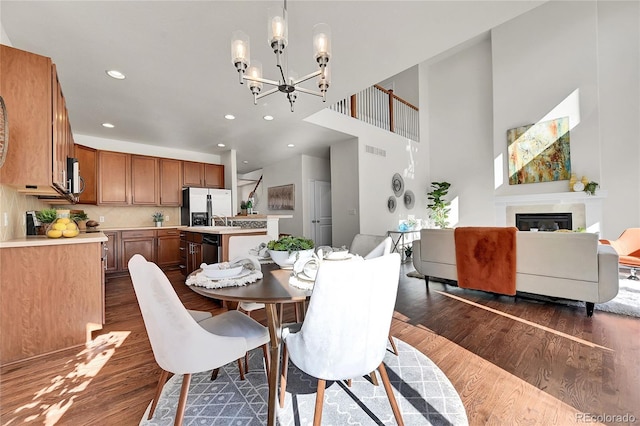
[600,228,640,280]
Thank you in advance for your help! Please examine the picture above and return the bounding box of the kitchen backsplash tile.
[0,184,50,241]
[62,205,181,229]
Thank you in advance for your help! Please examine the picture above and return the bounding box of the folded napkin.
[249,242,270,259]
[188,255,263,289]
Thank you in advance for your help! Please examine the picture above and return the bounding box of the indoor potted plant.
[240,201,248,216]
[267,235,315,269]
[35,208,58,235]
[426,181,451,228]
[584,181,599,196]
[152,211,165,227]
[70,211,89,231]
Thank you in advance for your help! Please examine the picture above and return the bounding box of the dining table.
[186,263,312,426]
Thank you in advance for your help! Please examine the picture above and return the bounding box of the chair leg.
[370,370,379,386]
[245,352,250,373]
[174,373,191,426]
[377,363,404,426]
[262,344,271,380]
[211,368,219,381]
[313,379,326,426]
[237,358,245,380]
[346,379,352,387]
[629,267,639,280]
[148,369,170,419]
[279,343,289,408]
[388,334,399,356]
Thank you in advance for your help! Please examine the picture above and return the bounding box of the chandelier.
[231,0,331,112]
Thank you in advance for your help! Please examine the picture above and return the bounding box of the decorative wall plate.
[387,196,396,213]
[0,96,8,169]
[392,173,404,197]
[404,190,415,209]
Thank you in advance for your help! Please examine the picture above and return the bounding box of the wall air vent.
[365,145,386,157]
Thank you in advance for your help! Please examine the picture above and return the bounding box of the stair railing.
[329,84,419,141]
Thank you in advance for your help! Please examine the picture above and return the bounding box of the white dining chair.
[128,254,270,425]
[349,233,388,257]
[279,253,404,426]
[347,234,399,358]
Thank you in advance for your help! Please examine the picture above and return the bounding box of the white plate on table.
[206,268,251,281]
[202,263,243,279]
[324,251,353,261]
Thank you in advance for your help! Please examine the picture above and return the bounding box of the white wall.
[330,138,360,247]
[425,36,495,227]
[421,1,639,239]
[309,109,429,245]
[260,155,303,237]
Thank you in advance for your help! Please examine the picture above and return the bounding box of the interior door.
[310,180,332,247]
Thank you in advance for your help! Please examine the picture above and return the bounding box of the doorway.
[309,180,332,247]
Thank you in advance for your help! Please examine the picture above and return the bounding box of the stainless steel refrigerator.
[181,188,232,226]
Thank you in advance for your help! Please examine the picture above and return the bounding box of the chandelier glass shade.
[231,0,331,112]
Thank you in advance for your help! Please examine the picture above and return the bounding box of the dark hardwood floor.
[1,265,638,425]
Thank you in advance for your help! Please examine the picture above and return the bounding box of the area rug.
[406,270,640,318]
[139,339,468,425]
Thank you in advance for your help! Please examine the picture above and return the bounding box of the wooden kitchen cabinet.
[131,155,158,205]
[185,232,204,276]
[120,230,156,271]
[157,228,181,269]
[159,158,182,206]
[75,144,97,204]
[98,151,130,205]
[0,45,75,200]
[0,240,104,365]
[204,163,225,188]
[183,161,225,188]
[103,231,119,273]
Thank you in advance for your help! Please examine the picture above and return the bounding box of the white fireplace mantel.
[495,190,607,234]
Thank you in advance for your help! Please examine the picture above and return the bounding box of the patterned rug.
[139,339,468,425]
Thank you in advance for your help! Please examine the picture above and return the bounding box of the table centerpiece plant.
[267,235,315,269]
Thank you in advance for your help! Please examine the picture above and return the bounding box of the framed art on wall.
[507,116,571,185]
[268,184,295,210]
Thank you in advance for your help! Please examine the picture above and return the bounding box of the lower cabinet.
[183,232,204,276]
[105,227,181,277]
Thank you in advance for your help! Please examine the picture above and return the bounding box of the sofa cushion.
[516,232,599,282]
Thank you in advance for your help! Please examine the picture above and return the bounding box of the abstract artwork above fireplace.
[507,116,571,185]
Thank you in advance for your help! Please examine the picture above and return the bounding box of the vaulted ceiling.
[1,1,544,173]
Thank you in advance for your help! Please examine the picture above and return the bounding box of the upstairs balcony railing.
[330,84,419,141]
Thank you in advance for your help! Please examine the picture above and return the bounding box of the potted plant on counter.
[35,208,58,235]
[152,211,165,227]
[240,201,248,216]
[70,211,89,231]
[267,235,315,269]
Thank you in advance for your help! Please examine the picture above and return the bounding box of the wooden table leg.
[265,303,281,426]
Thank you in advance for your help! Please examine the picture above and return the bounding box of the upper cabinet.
[0,45,75,201]
[159,158,182,206]
[98,150,130,205]
[183,161,224,188]
[75,144,97,204]
[131,155,158,205]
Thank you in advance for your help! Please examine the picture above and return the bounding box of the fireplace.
[515,212,572,231]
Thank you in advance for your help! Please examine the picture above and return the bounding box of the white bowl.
[269,249,314,269]
[202,263,243,279]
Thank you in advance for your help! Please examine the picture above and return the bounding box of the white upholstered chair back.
[285,253,401,380]
[363,236,392,259]
[349,233,388,258]
[128,254,247,375]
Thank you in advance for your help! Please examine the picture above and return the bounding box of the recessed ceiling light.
[106,70,126,80]
[102,122,115,128]
[224,114,235,120]
[217,143,226,147]
[242,160,249,164]
[287,144,295,148]
[263,115,274,121]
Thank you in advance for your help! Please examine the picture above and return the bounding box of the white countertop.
[0,232,108,248]
[182,226,268,235]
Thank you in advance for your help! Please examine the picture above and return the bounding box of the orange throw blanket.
[454,227,518,296]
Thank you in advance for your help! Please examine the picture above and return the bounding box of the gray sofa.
[412,228,619,316]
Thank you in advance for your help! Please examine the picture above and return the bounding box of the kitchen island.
[0,233,108,365]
